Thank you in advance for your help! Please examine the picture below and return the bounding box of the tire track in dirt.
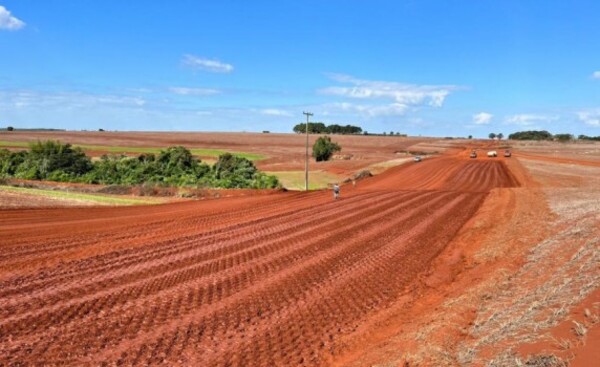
[0,194,432,350]
[17,193,464,366]
[0,191,391,317]
[0,155,519,366]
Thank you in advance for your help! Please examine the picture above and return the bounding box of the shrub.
[312,135,341,162]
[15,141,92,180]
[508,130,553,140]
[0,142,279,190]
[0,149,27,177]
[554,133,574,142]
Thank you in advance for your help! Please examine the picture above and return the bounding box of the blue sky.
[1,1,599,137]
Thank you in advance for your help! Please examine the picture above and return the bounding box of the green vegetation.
[293,122,362,134]
[508,130,581,142]
[0,185,157,205]
[508,130,553,140]
[312,135,341,162]
[0,141,279,189]
[553,133,574,142]
[578,134,600,141]
[265,170,342,190]
[0,141,265,161]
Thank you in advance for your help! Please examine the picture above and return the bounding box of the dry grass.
[487,351,569,367]
[424,159,600,366]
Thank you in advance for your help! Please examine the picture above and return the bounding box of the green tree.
[497,133,504,140]
[6,126,14,131]
[489,133,497,139]
[293,122,327,134]
[578,134,600,141]
[0,149,26,176]
[508,130,553,140]
[468,135,473,139]
[554,133,574,142]
[312,136,341,162]
[16,140,92,180]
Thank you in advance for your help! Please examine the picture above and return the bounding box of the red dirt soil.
[0,148,518,366]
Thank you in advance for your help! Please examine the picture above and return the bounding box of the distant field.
[266,170,343,190]
[0,141,265,161]
[0,185,159,206]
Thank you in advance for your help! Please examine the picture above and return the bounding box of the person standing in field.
[333,183,340,200]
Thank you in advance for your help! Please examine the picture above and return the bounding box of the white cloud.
[259,108,292,117]
[472,112,493,125]
[504,114,558,126]
[577,109,600,127]
[0,90,146,110]
[0,5,25,30]
[182,54,234,73]
[318,73,460,117]
[168,87,221,96]
[326,102,409,117]
[592,71,600,80]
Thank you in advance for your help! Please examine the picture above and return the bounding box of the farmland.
[0,132,598,366]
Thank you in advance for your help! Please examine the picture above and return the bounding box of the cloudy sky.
[1,1,599,137]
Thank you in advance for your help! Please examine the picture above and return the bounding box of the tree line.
[504,131,600,142]
[293,122,362,135]
[0,141,280,189]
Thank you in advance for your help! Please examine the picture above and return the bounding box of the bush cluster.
[312,136,341,162]
[578,134,600,141]
[508,130,554,140]
[508,130,582,142]
[0,141,280,189]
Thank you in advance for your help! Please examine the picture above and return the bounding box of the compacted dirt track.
[0,155,518,366]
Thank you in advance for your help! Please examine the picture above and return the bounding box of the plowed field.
[0,156,518,366]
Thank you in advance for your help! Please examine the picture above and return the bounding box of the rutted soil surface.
[0,154,517,366]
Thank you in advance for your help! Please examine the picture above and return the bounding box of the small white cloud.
[259,108,292,117]
[577,109,600,127]
[472,112,493,125]
[182,54,234,73]
[327,102,409,117]
[504,114,558,126]
[0,5,25,30]
[592,71,600,80]
[168,87,221,96]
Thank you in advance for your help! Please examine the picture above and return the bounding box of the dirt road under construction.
[0,152,519,366]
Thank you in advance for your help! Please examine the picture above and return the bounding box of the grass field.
[0,185,159,206]
[0,141,265,161]
[266,170,343,190]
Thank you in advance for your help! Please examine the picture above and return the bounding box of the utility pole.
[303,111,313,191]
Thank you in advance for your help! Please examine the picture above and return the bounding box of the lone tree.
[497,133,504,140]
[489,132,497,139]
[6,126,14,131]
[312,135,341,162]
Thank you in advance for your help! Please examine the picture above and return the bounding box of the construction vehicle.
[487,151,498,157]
[504,150,512,157]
